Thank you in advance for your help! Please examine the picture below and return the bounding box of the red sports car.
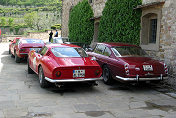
[9,37,20,54]
[87,42,168,84]
[11,38,45,63]
[27,44,102,88]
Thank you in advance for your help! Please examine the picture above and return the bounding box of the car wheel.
[9,49,11,54]
[103,65,113,85]
[15,52,21,63]
[27,60,34,74]
[39,66,49,88]
[11,53,15,58]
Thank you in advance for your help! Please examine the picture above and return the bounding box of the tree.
[24,12,36,28]
[68,0,94,44]
[0,18,6,26]
[8,18,14,26]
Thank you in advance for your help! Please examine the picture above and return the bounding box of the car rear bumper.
[45,77,103,83]
[115,74,167,82]
[18,53,28,58]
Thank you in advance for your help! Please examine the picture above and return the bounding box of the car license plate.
[73,70,85,78]
[143,65,153,71]
[30,48,41,52]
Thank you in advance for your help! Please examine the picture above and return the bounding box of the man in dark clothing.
[49,30,53,42]
[54,30,58,37]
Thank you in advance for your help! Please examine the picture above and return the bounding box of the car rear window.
[51,47,88,57]
[112,46,149,57]
[21,39,44,44]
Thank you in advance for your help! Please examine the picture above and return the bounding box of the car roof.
[20,38,42,40]
[53,37,68,39]
[97,42,139,48]
[45,44,81,48]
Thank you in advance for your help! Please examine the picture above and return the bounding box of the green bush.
[0,17,6,26]
[68,0,94,44]
[98,0,142,45]
[51,24,61,30]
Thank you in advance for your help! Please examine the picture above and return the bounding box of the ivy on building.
[98,0,142,45]
[68,0,94,44]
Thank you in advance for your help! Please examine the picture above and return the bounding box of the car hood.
[119,57,161,65]
[54,57,97,66]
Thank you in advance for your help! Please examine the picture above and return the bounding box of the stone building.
[62,0,176,85]
[137,0,176,75]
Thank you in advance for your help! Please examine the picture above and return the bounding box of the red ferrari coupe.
[28,44,102,88]
[11,38,45,63]
[87,42,168,84]
[9,37,20,54]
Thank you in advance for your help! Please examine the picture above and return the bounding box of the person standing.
[49,30,53,42]
[54,30,58,37]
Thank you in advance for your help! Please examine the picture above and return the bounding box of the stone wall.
[141,0,176,72]
[140,0,176,88]
[142,0,165,4]
[159,0,176,73]
[1,30,61,43]
[0,27,29,35]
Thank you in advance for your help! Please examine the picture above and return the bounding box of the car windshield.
[54,37,69,43]
[51,47,88,57]
[54,38,63,43]
[111,46,149,57]
[22,39,44,44]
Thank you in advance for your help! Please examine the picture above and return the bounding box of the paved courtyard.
[0,43,176,118]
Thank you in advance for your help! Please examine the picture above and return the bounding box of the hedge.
[68,0,94,44]
[98,0,142,45]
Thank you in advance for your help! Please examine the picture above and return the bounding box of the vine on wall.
[98,0,142,45]
[68,0,94,44]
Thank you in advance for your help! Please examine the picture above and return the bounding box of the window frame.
[140,10,161,51]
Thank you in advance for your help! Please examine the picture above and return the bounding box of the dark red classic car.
[9,37,20,54]
[11,38,45,63]
[87,42,168,84]
[28,44,102,88]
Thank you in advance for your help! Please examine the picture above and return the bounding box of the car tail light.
[164,63,168,74]
[124,64,129,75]
[55,71,61,77]
[95,70,100,76]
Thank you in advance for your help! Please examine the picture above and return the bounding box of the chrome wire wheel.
[38,66,49,88]
[39,68,43,84]
[103,68,109,82]
[103,65,113,85]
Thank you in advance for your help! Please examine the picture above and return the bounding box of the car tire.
[11,53,15,58]
[39,66,49,88]
[9,49,11,54]
[27,60,34,74]
[103,65,113,85]
[15,52,21,63]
